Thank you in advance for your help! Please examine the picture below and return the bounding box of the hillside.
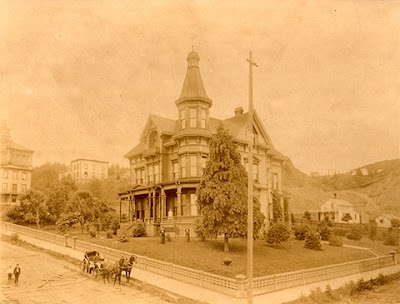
[283,158,400,217]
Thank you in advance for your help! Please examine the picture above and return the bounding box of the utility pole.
[246,51,257,304]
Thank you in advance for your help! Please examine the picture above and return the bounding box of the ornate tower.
[175,49,212,133]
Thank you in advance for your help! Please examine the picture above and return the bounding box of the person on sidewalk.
[13,264,21,285]
[7,265,13,281]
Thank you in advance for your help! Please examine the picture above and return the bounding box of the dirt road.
[0,240,170,304]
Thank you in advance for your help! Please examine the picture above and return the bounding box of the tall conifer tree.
[197,125,264,252]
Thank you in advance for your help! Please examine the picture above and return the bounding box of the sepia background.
[0,0,399,174]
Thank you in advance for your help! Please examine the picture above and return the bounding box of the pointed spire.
[176,48,212,107]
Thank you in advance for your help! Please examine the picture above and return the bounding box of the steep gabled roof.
[150,115,176,135]
[320,198,354,208]
[5,142,34,153]
[124,142,145,159]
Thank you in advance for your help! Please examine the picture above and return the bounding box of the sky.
[0,0,399,175]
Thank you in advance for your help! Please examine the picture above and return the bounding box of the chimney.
[234,107,244,116]
[334,193,337,199]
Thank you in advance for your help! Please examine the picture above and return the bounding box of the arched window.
[149,130,159,148]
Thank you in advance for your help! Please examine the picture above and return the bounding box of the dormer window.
[149,130,159,148]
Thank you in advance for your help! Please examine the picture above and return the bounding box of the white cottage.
[318,194,360,224]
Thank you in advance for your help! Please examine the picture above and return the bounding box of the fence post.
[390,252,398,265]
[144,257,147,270]
[170,263,173,278]
[200,270,204,287]
[72,236,77,250]
[64,234,69,247]
[302,269,305,284]
[235,274,246,298]
[274,274,277,291]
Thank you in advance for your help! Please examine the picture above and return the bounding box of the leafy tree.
[31,162,67,191]
[346,225,363,241]
[266,223,291,246]
[368,222,377,241]
[46,177,77,221]
[18,189,47,229]
[341,213,353,222]
[65,191,96,233]
[196,125,265,252]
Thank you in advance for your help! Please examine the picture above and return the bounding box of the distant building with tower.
[59,158,109,183]
[119,50,285,236]
[0,122,34,205]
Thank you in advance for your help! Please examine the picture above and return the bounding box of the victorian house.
[0,122,34,205]
[119,50,285,236]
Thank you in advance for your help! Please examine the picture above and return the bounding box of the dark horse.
[99,258,124,285]
[120,255,135,283]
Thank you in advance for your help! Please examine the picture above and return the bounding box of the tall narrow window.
[2,183,7,191]
[13,171,18,180]
[190,108,197,127]
[200,109,206,128]
[12,184,17,192]
[180,109,186,129]
[154,164,159,183]
[273,173,278,190]
[173,162,179,180]
[22,172,27,180]
[148,165,154,183]
[3,170,8,179]
[21,184,26,192]
[190,155,197,176]
[181,156,187,178]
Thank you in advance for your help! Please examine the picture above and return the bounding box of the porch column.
[152,189,156,219]
[147,193,151,219]
[177,186,182,216]
[161,188,166,219]
[280,193,284,222]
[132,196,136,220]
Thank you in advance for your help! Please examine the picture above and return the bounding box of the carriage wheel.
[79,260,86,274]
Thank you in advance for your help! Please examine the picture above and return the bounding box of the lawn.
[40,226,376,278]
[342,238,398,255]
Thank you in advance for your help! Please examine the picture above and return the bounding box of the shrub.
[266,223,291,246]
[368,223,377,241]
[346,225,363,241]
[329,235,343,247]
[89,228,97,238]
[131,221,146,237]
[383,232,399,246]
[106,230,114,239]
[195,218,206,240]
[304,230,322,250]
[316,222,331,241]
[332,228,349,237]
[294,226,310,241]
[10,233,19,242]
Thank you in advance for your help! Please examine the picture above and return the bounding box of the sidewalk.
[2,228,400,304]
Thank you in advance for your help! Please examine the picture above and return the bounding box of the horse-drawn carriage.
[79,251,136,285]
[80,250,103,277]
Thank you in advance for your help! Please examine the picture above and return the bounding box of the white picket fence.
[1,222,397,298]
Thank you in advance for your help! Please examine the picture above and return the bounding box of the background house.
[59,158,109,183]
[375,214,400,228]
[119,50,286,236]
[317,193,361,224]
[0,122,34,205]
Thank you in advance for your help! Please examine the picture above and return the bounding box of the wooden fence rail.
[1,222,397,298]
